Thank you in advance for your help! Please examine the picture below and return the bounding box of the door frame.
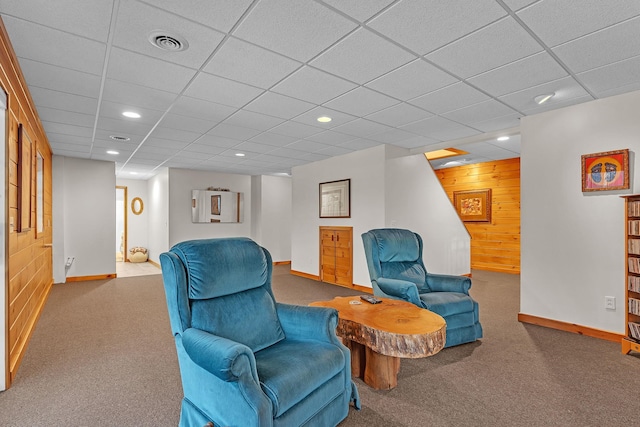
[116,186,128,263]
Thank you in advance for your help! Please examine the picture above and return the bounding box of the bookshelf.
[623,195,640,354]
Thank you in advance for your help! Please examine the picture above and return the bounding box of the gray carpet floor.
[0,266,638,426]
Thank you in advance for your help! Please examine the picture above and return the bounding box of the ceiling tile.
[271,66,357,104]
[367,128,418,144]
[594,82,640,99]
[520,94,594,115]
[170,96,237,122]
[159,112,217,134]
[184,72,264,107]
[150,0,254,33]
[369,0,506,55]
[442,100,518,125]
[231,141,279,154]
[107,47,197,93]
[0,0,113,41]
[249,132,298,148]
[324,87,399,116]
[41,121,93,138]
[339,138,381,151]
[498,76,591,111]
[204,37,301,89]
[151,127,201,143]
[400,115,480,140]
[468,52,568,97]
[19,58,101,98]
[99,100,164,125]
[285,140,333,153]
[102,79,177,111]
[114,0,225,69]
[321,0,396,22]
[392,135,440,149]
[303,130,357,145]
[97,113,157,136]
[425,17,542,78]
[365,59,458,100]
[331,118,393,138]
[29,86,98,114]
[2,15,106,75]
[502,0,538,11]
[269,121,324,139]
[182,143,228,155]
[468,113,522,133]
[223,110,284,132]
[244,91,315,119]
[517,0,640,47]
[408,82,489,114]
[233,0,357,62]
[207,123,262,141]
[552,16,640,73]
[37,107,95,128]
[315,145,356,157]
[365,102,433,127]
[310,27,415,84]
[577,55,640,96]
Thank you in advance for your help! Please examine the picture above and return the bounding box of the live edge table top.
[310,296,446,359]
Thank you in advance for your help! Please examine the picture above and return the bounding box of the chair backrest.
[160,237,285,352]
[361,228,429,291]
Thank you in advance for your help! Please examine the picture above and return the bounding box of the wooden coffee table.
[310,296,446,390]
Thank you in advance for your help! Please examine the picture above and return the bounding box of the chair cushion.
[372,229,420,262]
[191,287,284,352]
[255,340,345,417]
[419,292,475,317]
[171,238,269,299]
[380,261,427,289]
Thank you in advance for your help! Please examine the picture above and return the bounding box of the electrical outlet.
[605,296,616,310]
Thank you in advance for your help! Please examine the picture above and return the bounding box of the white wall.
[167,168,252,247]
[253,175,292,262]
[52,156,116,281]
[521,90,640,334]
[385,151,471,275]
[292,145,388,287]
[116,178,149,254]
[147,168,169,263]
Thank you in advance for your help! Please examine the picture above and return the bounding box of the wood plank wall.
[435,157,520,274]
[0,18,53,388]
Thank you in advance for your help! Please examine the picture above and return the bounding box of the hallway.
[115,261,161,278]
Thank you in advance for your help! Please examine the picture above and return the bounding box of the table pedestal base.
[344,340,401,390]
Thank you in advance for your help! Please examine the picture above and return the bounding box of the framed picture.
[319,179,350,218]
[581,149,629,192]
[453,189,492,223]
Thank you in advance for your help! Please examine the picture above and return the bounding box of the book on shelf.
[629,275,640,292]
[629,201,640,217]
[629,239,640,255]
[629,322,640,341]
[629,220,640,235]
[628,257,640,273]
[629,298,640,316]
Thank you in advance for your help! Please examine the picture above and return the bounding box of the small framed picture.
[453,189,492,223]
[319,179,350,218]
[581,149,630,192]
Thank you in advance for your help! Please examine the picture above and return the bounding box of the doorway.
[116,186,127,264]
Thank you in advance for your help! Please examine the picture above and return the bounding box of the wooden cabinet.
[623,195,640,355]
[320,226,353,287]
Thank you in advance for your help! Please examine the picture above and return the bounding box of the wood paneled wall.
[435,157,520,274]
[1,18,53,388]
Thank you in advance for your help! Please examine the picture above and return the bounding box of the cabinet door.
[334,229,352,286]
[320,229,337,283]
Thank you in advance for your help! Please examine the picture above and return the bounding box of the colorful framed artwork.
[319,179,350,218]
[453,189,492,223]
[581,149,629,192]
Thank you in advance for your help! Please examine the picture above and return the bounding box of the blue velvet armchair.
[362,228,482,348]
[160,237,359,427]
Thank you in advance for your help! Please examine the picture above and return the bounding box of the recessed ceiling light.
[130,172,138,175]
[317,116,332,123]
[122,111,141,118]
[497,136,510,141]
[109,135,130,141]
[534,93,555,105]
[235,153,245,157]
[106,150,119,155]
[148,31,189,52]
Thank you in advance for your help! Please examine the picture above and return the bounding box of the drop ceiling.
[1,0,639,178]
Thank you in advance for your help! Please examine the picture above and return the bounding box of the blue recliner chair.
[362,228,482,348]
[160,237,359,427]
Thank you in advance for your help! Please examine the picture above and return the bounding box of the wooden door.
[319,226,353,287]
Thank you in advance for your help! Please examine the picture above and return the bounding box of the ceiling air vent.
[148,31,189,52]
[109,135,130,142]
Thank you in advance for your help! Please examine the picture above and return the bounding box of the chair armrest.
[182,328,258,383]
[376,278,423,307]
[426,273,471,294]
[276,303,339,344]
